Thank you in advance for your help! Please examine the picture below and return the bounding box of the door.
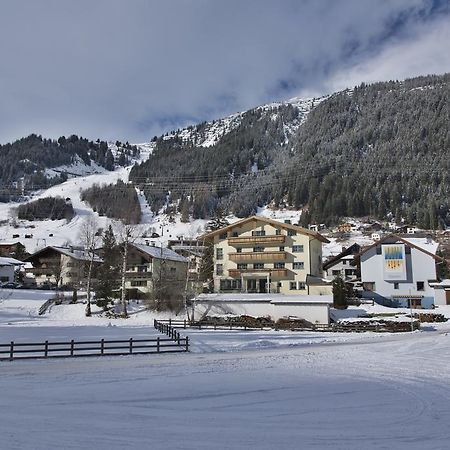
[259,278,267,293]
[247,279,257,293]
[446,290,450,306]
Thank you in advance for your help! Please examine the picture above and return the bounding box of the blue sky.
[0,0,449,144]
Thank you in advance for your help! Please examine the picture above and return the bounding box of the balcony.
[27,267,54,276]
[125,264,152,279]
[228,235,285,246]
[229,251,287,262]
[228,268,288,278]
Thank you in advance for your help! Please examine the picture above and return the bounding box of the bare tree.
[115,222,140,318]
[78,216,100,317]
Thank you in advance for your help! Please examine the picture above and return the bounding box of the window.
[298,282,306,290]
[252,230,266,236]
[236,248,242,253]
[274,262,285,269]
[131,280,147,287]
[292,245,304,252]
[394,282,399,290]
[332,270,340,276]
[275,229,281,235]
[237,263,248,270]
[216,248,223,260]
[293,262,304,270]
[376,246,382,255]
[170,267,176,273]
[363,282,376,292]
[220,279,242,291]
[417,281,425,291]
[253,246,264,253]
[289,282,297,290]
[219,233,227,240]
[279,246,285,252]
[287,230,297,236]
[342,260,347,265]
[232,231,239,237]
[253,263,264,269]
[216,264,223,275]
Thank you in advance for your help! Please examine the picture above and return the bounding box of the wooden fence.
[1,321,189,361]
[155,318,418,333]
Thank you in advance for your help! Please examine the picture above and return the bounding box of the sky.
[1,0,449,144]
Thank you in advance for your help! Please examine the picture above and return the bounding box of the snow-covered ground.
[2,291,450,449]
[2,328,450,449]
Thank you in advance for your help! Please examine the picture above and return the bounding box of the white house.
[430,279,450,306]
[193,293,333,324]
[0,257,27,284]
[357,234,442,309]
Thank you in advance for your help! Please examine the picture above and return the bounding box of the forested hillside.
[0,134,139,201]
[80,180,141,224]
[130,74,450,228]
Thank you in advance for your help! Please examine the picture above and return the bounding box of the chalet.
[323,243,361,281]
[200,216,330,295]
[0,241,26,258]
[168,238,206,281]
[25,246,103,288]
[124,243,188,299]
[356,234,443,309]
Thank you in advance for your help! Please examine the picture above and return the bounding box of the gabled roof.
[355,234,443,262]
[25,246,103,263]
[131,243,188,263]
[201,216,329,243]
[0,257,25,266]
[323,243,361,271]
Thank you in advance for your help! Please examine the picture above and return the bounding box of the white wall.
[0,265,14,283]
[194,298,330,324]
[361,244,436,299]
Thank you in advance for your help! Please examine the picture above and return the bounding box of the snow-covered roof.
[26,246,103,263]
[429,279,450,288]
[195,293,333,305]
[52,246,103,263]
[402,237,439,255]
[0,256,26,266]
[132,244,188,263]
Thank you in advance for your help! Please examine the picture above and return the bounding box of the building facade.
[124,243,188,298]
[358,235,442,308]
[25,246,102,288]
[202,216,329,295]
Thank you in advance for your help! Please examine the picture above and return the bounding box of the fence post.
[177,332,180,345]
[9,341,14,360]
[157,337,160,353]
[184,319,186,329]
[44,340,49,358]
[101,339,104,355]
[129,338,133,354]
[185,336,189,352]
[70,339,74,357]
[169,318,172,327]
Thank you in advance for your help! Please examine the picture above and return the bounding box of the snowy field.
[2,292,450,448]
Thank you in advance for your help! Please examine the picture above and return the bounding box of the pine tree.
[95,225,120,309]
[332,276,347,309]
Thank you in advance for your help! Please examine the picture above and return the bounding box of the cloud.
[0,0,449,144]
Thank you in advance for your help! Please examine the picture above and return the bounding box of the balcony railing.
[229,251,286,262]
[228,235,285,245]
[228,268,288,278]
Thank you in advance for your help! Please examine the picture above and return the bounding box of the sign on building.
[382,244,407,280]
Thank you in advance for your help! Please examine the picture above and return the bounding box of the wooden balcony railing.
[229,251,287,262]
[228,268,288,278]
[228,235,285,245]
